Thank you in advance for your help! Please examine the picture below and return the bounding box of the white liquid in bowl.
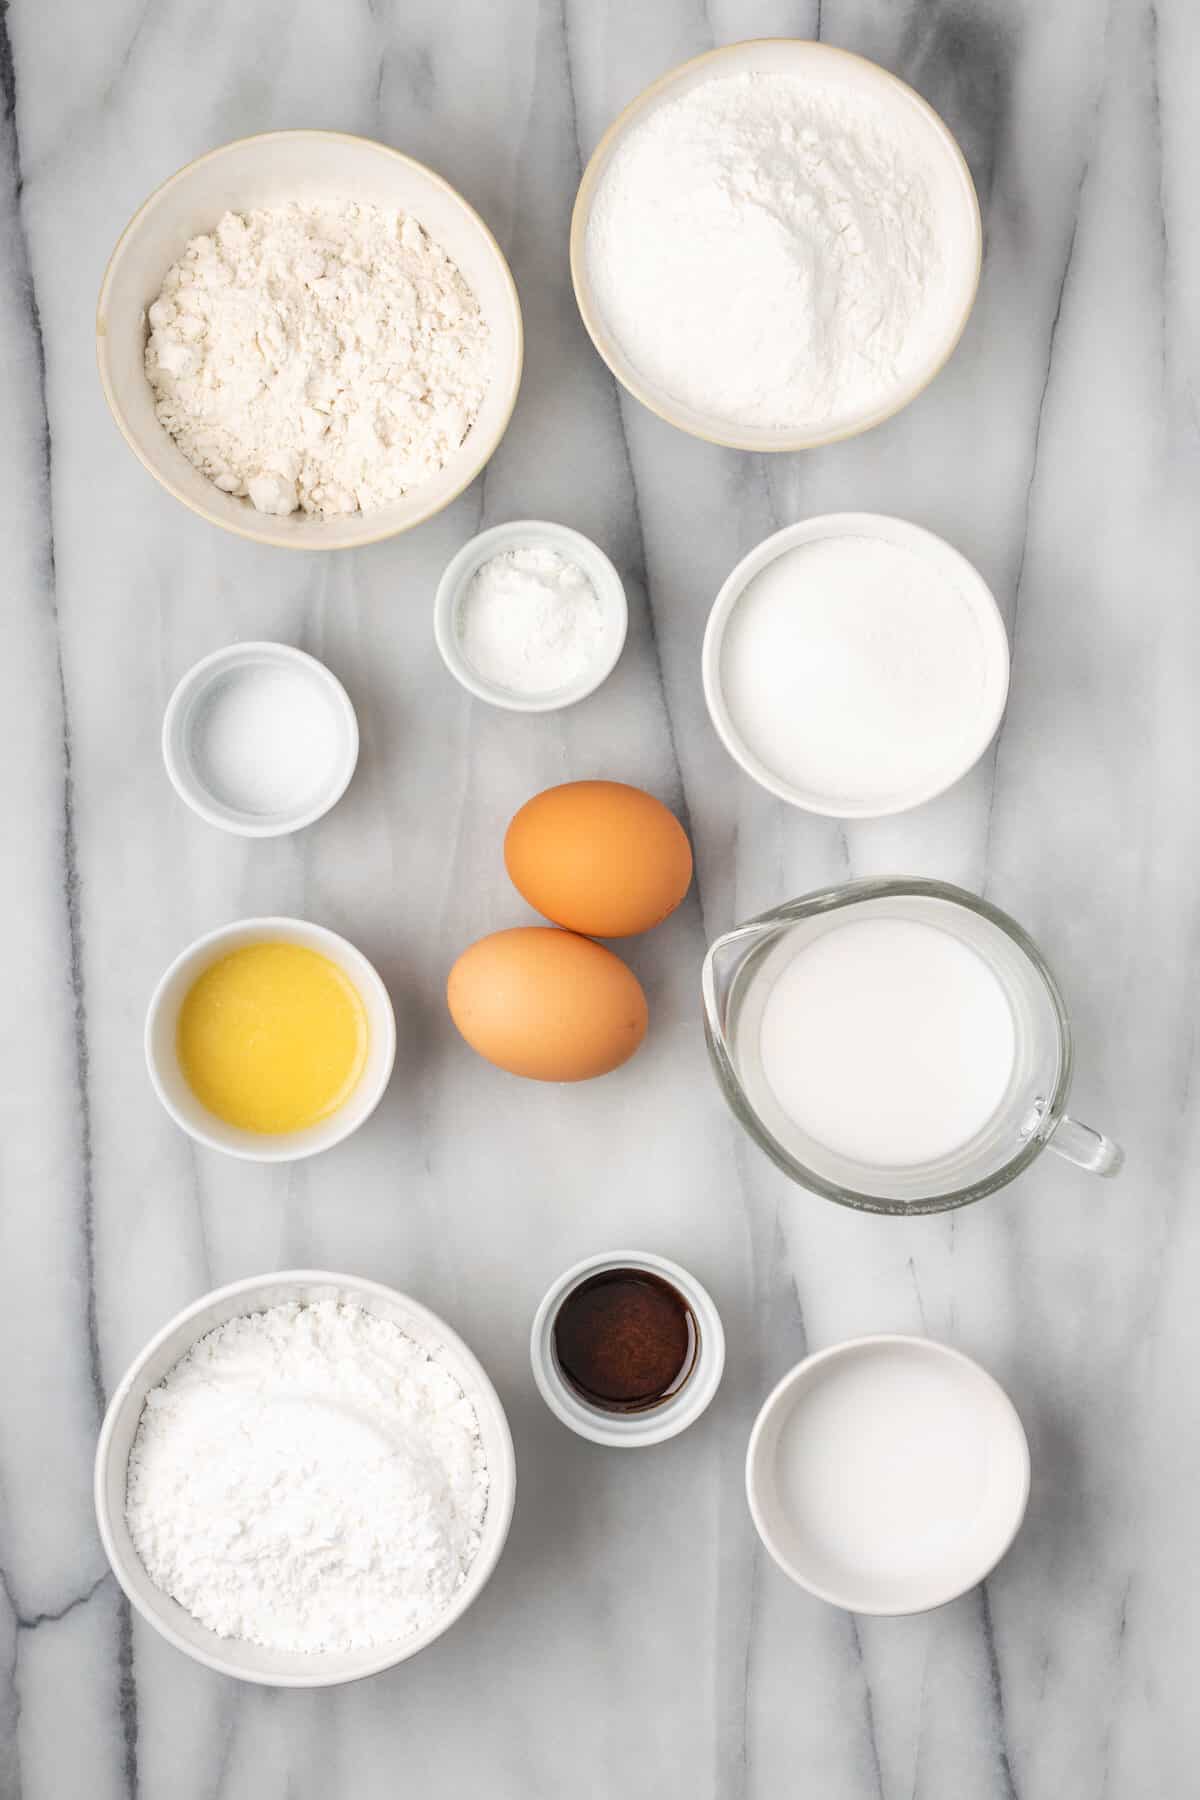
[774,1350,990,1581]
[757,917,1017,1168]
[749,1338,1030,1613]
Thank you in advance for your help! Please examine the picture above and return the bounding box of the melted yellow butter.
[177,941,368,1134]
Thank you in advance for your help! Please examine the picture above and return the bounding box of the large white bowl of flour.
[572,40,981,450]
[94,1271,516,1686]
[98,132,523,549]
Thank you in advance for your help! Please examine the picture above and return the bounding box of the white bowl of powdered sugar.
[98,131,522,549]
[94,1271,516,1686]
[572,40,981,451]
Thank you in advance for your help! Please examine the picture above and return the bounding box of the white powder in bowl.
[585,69,947,434]
[125,1301,490,1653]
[146,202,491,518]
[718,535,997,812]
[189,663,342,817]
[458,543,606,695]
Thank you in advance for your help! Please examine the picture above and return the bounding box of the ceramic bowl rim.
[433,519,629,713]
[161,641,360,837]
[144,915,397,1162]
[96,128,524,551]
[569,39,982,452]
[93,1268,517,1686]
[745,1333,1031,1615]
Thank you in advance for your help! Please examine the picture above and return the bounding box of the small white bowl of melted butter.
[145,916,396,1163]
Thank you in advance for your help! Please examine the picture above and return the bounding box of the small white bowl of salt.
[162,641,359,837]
[434,519,627,712]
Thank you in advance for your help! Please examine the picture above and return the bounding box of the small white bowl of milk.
[702,513,1010,818]
[746,1335,1030,1615]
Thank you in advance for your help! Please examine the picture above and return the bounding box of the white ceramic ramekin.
[434,519,628,712]
[162,642,359,837]
[746,1335,1030,1615]
[702,512,1010,818]
[145,917,396,1162]
[571,40,981,452]
[94,1270,517,1687]
[530,1251,725,1447]
[97,130,523,550]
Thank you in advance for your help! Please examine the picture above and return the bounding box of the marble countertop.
[0,1,1192,1795]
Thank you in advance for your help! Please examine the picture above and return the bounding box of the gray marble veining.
[0,1,1196,1795]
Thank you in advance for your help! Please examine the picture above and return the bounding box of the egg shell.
[447,926,648,1081]
[504,780,693,938]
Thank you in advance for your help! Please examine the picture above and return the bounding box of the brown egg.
[504,780,693,938]
[447,927,648,1081]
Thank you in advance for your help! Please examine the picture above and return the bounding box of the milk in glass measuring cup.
[702,879,1122,1214]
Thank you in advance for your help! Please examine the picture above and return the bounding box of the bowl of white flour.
[94,1271,516,1685]
[98,132,523,549]
[571,40,981,451]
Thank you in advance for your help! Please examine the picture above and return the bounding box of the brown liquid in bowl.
[553,1269,698,1413]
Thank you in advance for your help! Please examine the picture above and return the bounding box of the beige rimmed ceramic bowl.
[570,39,981,452]
[98,130,523,549]
[94,1270,517,1686]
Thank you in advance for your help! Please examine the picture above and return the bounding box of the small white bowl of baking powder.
[162,641,359,836]
[434,519,627,712]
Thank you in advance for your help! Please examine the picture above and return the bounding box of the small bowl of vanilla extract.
[530,1251,725,1446]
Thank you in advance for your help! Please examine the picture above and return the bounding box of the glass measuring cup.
[701,879,1123,1215]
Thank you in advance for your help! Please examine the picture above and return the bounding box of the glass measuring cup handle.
[1021,1095,1124,1177]
[1044,1112,1125,1177]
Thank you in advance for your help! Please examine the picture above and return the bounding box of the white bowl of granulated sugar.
[98,131,523,549]
[94,1271,516,1686]
[702,513,1009,819]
